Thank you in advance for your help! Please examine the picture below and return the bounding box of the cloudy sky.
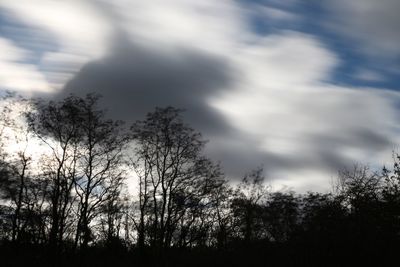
[1,0,400,192]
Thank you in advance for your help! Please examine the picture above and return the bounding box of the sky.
[1,0,400,192]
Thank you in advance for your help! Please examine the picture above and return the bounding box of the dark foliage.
[0,94,400,266]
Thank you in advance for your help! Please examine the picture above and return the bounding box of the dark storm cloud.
[305,129,392,171]
[310,129,391,155]
[60,35,235,135]
[213,125,394,180]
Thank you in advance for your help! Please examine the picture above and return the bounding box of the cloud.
[1,0,400,192]
[234,31,339,86]
[323,0,400,62]
[258,6,300,22]
[353,69,386,82]
[60,27,400,193]
[211,31,400,190]
[0,0,112,93]
[103,0,250,53]
[0,37,51,93]
[60,35,235,135]
[0,0,111,58]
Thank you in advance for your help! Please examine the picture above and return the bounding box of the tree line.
[0,93,400,266]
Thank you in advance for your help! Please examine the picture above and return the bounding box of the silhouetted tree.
[131,107,225,250]
[300,192,346,244]
[72,94,129,249]
[333,164,383,245]
[0,94,41,243]
[380,154,400,241]
[98,188,130,247]
[231,167,268,243]
[209,177,232,249]
[263,191,300,242]
[27,95,83,247]
[1,93,400,266]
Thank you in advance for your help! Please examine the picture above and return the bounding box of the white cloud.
[111,0,253,54]
[270,169,335,193]
[0,38,51,93]
[0,38,31,61]
[39,52,90,89]
[1,0,111,58]
[235,31,339,87]
[0,0,113,92]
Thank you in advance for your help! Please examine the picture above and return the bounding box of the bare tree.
[131,107,225,249]
[0,94,40,243]
[231,167,269,243]
[334,164,381,212]
[72,94,129,249]
[27,96,83,247]
[25,94,130,249]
